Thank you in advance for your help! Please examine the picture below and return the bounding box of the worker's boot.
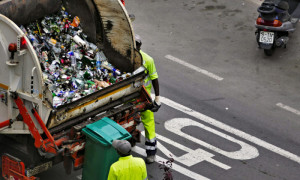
[145,137,157,164]
[146,155,156,164]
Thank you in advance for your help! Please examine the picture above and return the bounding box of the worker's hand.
[151,96,161,112]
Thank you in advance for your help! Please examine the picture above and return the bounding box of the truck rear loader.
[0,0,151,179]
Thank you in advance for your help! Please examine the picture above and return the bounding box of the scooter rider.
[135,34,161,164]
[275,1,290,22]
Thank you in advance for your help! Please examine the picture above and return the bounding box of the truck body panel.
[0,14,48,134]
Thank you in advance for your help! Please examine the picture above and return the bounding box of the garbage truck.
[0,0,152,179]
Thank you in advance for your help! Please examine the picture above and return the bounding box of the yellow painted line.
[69,84,131,113]
[0,83,8,90]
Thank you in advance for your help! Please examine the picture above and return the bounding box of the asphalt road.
[38,0,300,179]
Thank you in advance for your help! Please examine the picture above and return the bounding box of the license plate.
[259,31,274,44]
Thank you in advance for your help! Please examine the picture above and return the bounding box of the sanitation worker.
[108,140,148,180]
[135,34,161,164]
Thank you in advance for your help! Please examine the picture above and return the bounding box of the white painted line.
[160,96,300,164]
[132,146,210,180]
[247,0,261,5]
[276,103,300,116]
[77,175,82,180]
[164,118,259,161]
[155,132,231,170]
[165,55,224,81]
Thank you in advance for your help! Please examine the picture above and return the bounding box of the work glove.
[151,96,161,112]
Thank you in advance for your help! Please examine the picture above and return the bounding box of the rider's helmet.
[276,1,289,11]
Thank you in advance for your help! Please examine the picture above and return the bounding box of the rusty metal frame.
[2,153,37,180]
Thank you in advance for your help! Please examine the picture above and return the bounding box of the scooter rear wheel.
[264,49,274,56]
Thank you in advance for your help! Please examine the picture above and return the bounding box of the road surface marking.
[165,55,224,81]
[165,118,259,160]
[160,96,300,164]
[276,103,300,116]
[247,0,261,5]
[77,175,82,180]
[154,132,231,169]
[132,146,210,180]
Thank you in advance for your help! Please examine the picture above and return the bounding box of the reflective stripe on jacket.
[107,155,148,180]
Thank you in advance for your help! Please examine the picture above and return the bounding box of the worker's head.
[135,34,142,51]
[112,140,131,157]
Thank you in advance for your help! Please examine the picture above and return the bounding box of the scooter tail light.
[256,17,264,25]
[273,19,282,27]
[257,17,282,27]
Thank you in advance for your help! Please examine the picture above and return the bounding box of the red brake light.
[20,36,27,49]
[256,17,264,25]
[18,36,27,50]
[8,43,17,52]
[21,37,26,46]
[257,17,282,27]
[273,19,282,27]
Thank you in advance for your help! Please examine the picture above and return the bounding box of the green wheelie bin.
[82,117,132,180]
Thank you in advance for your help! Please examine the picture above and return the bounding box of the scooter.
[255,0,299,56]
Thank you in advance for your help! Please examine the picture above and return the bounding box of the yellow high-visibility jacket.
[139,50,158,141]
[107,155,148,180]
[140,50,158,95]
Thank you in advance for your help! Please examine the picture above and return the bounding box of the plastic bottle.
[74,50,82,60]
[89,43,98,52]
[109,76,116,84]
[52,46,61,54]
[66,34,71,44]
[102,69,109,79]
[70,42,77,52]
[71,55,76,69]
[42,51,48,62]
[101,61,121,76]
[95,52,102,70]
[73,35,86,47]
[72,81,78,89]
[98,51,107,61]
[28,34,40,47]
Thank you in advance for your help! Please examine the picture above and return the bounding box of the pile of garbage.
[20,7,131,108]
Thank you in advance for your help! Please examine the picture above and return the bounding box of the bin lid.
[82,117,132,146]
